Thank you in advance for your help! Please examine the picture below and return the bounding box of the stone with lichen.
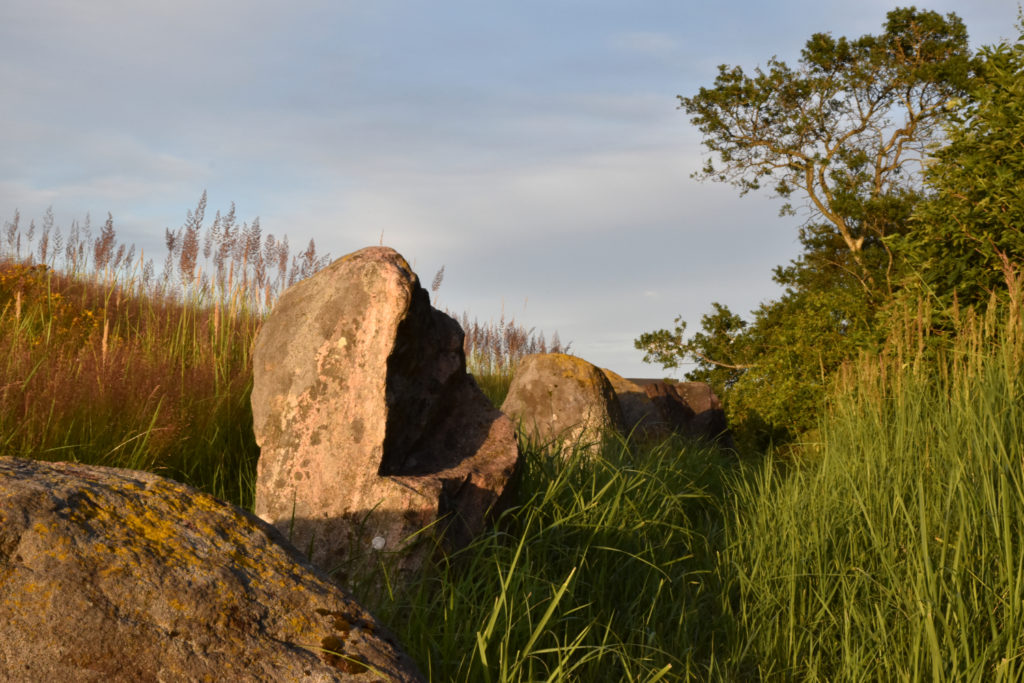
[252,246,520,586]
[501,353,625,456]
[0,457,423,682]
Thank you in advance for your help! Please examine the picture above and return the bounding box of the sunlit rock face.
[252,246,520,585]
[501,353,625,456]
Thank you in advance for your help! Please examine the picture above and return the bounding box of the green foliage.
[897,27,1024,309]
[371,434,735,682]
[680,7,971,284]
[720,287,1024,680]
[373,290,1024,680]
[8,199,1024,678]
[637,267,880,449]
[640,7,979,445]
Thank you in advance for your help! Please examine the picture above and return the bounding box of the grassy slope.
[5,252,1024,681]
[0,260,261,507]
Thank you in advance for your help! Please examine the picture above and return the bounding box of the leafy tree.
[637,232,880,447]
[681,7,972,294]
[638,8,975,446]
[897,27,1024,309]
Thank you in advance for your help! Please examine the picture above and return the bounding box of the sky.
[1,1,1018,378]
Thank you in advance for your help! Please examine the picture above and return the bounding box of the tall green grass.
[714,290,1024,680]
[365,277,1024,681]
[370,433,735,682]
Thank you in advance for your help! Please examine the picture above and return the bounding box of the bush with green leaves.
[897,26,1024,309]
[638,7,985,446]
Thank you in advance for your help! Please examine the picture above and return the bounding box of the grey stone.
[501,353,624,455]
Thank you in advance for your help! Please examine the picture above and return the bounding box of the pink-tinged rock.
[501,353,624,455]
[252,246,520,584]
[0,457,423,682]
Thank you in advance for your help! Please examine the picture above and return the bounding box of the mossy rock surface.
[501,353,625,455]
[0,457,423,682]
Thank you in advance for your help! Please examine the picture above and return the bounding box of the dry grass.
[456,309,570,406]
[0,197,331,507]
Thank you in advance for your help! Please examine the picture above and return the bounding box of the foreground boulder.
[501,353,624,455]
[252,246,520,583]
[0,457,423,682]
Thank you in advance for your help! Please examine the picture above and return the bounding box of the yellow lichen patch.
[315,607,352,634]
[319,634,369,674]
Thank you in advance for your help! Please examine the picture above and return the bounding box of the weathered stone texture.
[0,457,423,682]
[501,353,624,454]
[643,380,697,431]
[252,246,519,582]
[628,379,731,445]
[671,381,729,440]
[600,369,671,441]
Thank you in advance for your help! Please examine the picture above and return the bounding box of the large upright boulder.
[501,353,624,455]
[0,457,423,682]
[252,246,519,583]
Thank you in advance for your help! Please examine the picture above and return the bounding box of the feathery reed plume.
[203,209,219,262]
[178,191,205,287]
[50,225,63,269]
[25,219,35,258]
[163,227,178,287]
[3,210,19,257]
[431,265,445,305]
[274,235,289,294]
[93,213,117,273]
[36,207,53,266]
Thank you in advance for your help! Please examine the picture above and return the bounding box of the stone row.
[0,246,729,679]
